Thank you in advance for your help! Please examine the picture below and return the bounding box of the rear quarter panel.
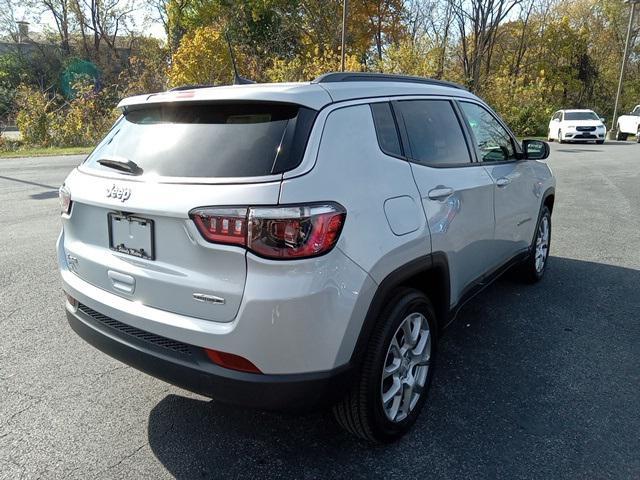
[279,102,431,284]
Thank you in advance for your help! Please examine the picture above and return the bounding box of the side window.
[633,106,640,116]
[459,102,517,162]
[395,100,472,166]
[370,102,402,157]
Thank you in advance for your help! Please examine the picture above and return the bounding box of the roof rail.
[169,84,215,91]
[312,72,466,90]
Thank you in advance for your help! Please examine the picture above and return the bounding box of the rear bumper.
[66,304,355,411]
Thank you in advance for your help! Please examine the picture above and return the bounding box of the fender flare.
[347,252,450,367]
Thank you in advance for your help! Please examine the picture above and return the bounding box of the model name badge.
[193,293,225,305]
[106,184,131,202]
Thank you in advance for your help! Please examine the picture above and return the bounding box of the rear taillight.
[191,207,247,246]
[190,203,346,260]
[59,185,72,215]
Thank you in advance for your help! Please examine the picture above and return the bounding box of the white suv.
[58,73,556,442]
[548,109,606,144]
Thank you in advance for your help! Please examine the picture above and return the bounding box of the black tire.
[596,140,604,145]
[518,206,551,283]
[558,130,564,144]
[616,126,628,141]
[333,288,437,443]
[547,130,554,142]
[636,128,640,143]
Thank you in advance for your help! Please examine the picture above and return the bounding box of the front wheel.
[636,127,640,143]
[333,288,437,443]
[558,130,564,144]
[596,140,605,145]
[518,206,551,283]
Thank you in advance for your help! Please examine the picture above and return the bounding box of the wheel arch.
[348,253,451,367]
[543,188,555,214]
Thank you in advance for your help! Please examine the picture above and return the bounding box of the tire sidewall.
[364,290,437,441]
[530,207,552,280]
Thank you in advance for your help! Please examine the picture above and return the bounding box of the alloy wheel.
[535,215,550,273]
[381,312,431,423]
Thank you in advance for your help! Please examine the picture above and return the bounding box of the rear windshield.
[84,102,316,178]
[564,111,599,121]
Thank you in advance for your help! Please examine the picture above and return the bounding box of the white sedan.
[548,109,606,144]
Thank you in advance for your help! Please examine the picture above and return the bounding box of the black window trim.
[369,101,406,160]
[391,98,478,169]
[455,99,526,165]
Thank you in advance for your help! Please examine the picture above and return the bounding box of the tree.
[167,25,232,86]
[41,0,73,54]
[449,0,523,92]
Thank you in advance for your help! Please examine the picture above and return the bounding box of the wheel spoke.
[383,359,401,379]
[382,377,402,404]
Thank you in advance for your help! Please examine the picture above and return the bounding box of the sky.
[13,2,166,40]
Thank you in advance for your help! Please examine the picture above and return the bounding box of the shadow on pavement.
[147,256,639,479]
[30,190,59,200]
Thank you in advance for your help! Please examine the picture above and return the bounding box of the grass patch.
[0,145,93,159]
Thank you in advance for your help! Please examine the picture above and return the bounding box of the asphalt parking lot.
[1,142,638,479]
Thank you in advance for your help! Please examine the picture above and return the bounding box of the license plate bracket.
[108,213,155,260]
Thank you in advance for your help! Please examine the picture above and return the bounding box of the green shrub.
[50,80,118,147]
[15,86,54,147]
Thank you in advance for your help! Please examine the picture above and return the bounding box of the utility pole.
[341,0,348,72]
[611,0,639,137]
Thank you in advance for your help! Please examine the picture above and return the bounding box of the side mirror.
[600,117,606,123]
[522,139,550,160]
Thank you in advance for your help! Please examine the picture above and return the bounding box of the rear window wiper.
[97,157,143,176]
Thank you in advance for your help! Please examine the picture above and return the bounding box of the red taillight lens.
[59,185,72,215]
[204,348,262,373]
[190,207,248,246]
[248,204,346,259]
[190,203,346,259]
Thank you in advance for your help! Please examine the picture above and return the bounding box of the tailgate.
[61,169,281,323]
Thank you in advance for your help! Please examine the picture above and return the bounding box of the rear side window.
[370,102,403,157]
[84,102,316,178]
[395,100,471,166]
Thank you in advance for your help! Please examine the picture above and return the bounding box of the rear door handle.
[496,177,511,187]
[427,187,454,200]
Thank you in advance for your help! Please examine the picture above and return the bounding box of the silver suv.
[58,73,555,443]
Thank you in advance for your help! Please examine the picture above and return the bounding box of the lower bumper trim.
[67,307,354,412]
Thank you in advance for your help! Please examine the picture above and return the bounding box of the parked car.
[547,109,606,144]
[615,105,640,142]
[58,72,556,443]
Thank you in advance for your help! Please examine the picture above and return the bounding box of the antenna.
[224,31,255,85]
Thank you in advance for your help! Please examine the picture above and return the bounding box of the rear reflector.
[204,348,262,373]
[190,203,346,260]
[65,292,78,311]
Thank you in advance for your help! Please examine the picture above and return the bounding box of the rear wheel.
[518,206,551,283]
[547,130,554,142]
[616,125,628,141]
[333,288,437,443]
